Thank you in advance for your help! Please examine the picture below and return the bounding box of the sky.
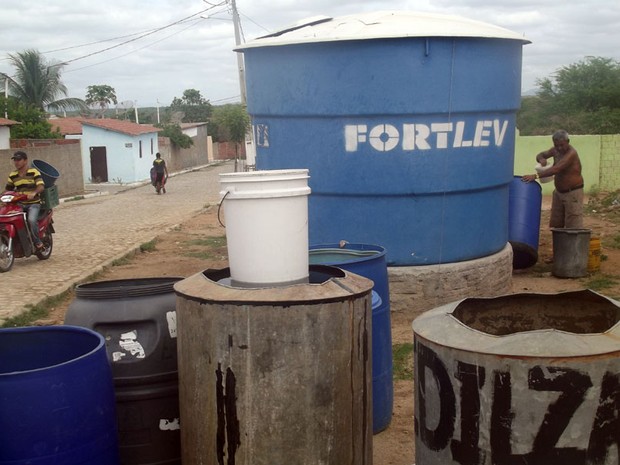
[1,0,619,109]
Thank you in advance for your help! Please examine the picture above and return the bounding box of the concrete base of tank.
[388,243,513,322]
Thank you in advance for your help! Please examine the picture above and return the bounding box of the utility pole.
[231,0,246,105]
[231,0,256,170]
[4,77,8,119]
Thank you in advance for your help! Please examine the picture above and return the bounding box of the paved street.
[0,161,234,323]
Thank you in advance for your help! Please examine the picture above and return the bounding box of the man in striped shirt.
[4,151,45,249]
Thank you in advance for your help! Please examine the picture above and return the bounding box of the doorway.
[90,146,108,183]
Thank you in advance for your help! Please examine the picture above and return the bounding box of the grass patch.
[66,195,85,202]
[183,236,226,248]
[605,234,620,250]
[393,343,414,381]
[112,256,132,266]
[586,190,620,224]
[181,235,227,260]
[140,240,157,252]
[183,250,219,260]
[1,290,72,328]
[584,274,620,291]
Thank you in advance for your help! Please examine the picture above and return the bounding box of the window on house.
[139,140,142,158]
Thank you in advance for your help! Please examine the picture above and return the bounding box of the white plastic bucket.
[535,162,554,183]
[219,169,311,287]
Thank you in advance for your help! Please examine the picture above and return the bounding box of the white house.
[0,118,20,150]
[80,119,160,184]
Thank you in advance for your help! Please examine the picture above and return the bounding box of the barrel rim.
[174,265,374,305]
[74,277,184,299]
[309,243,386,266]
[0,325,105,376]
[412,290,620,358]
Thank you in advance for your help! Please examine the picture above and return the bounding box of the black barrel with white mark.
[64,277,183,465]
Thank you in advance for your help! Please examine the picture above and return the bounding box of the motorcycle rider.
[3,151,45,250]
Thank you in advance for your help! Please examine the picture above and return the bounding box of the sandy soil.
[43,194,620,465]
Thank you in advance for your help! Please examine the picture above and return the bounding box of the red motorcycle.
[0,191,54,272]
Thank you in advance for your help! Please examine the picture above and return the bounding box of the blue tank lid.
[237,10,531,50]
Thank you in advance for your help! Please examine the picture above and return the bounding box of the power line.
[239,13,271,34]
[41,24,196,55]
[211,95,241,104]
[64,18,205,74]
[55,3,227,67]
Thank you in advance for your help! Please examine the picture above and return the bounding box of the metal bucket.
[412,290,620,465]
[551,228,591,278]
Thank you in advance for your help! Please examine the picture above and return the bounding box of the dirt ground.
[44,193,620,465]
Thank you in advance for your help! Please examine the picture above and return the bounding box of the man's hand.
[521,174,537,183]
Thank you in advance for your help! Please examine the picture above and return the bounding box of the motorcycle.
[0,191,54,272]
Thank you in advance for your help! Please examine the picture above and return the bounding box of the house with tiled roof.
[48,116,86,138]
[80,118,161,183]
[0,118,20,150]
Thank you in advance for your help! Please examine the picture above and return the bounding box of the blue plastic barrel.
[508,176,542,268]
[309,243,393,433]
[239,11,530,266]
[0,325,120,465]
[32,159,60,188]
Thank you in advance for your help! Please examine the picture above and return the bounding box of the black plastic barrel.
[32,159,60,188]
[64,277,184,465]
[0,326,120,465]
[309,243,393,433]
[508,176,542,269]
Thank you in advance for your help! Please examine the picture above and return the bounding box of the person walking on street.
[153,152,168,194]
[522,129,584,263]
[3,151,45,249]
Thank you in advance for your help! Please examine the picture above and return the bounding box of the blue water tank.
[239,11,530,266]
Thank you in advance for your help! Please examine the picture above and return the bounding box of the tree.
[213,104,251,162]
[214,104,250,144]
[0,95,61,139]
[517,57,620,135]
[169,89,212,123]
[85,84,117,118]
[157,123,194,149]
[1,49,87,112]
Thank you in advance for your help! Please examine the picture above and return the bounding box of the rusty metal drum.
[412,290,620,465]
[174,266,373,465]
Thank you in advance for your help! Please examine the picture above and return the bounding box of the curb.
[58,162,223,204]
